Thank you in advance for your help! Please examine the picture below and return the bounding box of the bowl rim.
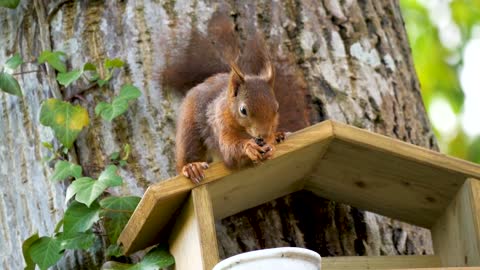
[213,247,321,270]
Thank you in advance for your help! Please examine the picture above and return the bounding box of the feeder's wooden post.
[169,185,220,270]
[432,178,480,266]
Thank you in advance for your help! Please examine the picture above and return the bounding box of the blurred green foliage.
[400,0,480,163]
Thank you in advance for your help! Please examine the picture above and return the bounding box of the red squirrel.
[164,13,285,184]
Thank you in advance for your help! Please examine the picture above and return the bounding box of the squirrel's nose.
[255,137,266,146]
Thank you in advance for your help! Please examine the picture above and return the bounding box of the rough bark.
[0,0,436,269]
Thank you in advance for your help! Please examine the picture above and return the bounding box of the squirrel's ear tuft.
[260,61,275,87]
[229,62,245,97]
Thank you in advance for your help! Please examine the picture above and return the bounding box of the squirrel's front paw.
[244,140,275,163]
[182,162,209,184]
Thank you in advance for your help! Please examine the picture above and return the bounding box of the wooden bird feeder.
[118,120,480,270]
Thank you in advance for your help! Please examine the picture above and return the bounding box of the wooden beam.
[208,138,332,219]
[169,185,219,270]
[322,255,441,270]
[432,178,480,266]
[392,267,480,270]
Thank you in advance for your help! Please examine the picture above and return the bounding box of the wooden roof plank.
[322,255,441,269]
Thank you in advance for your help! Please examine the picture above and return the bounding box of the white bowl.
[213,247,321,270]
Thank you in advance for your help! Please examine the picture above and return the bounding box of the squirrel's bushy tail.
[161,11,273,94]
[161,12,238,93]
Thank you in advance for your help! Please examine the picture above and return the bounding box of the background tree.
[400,0,480,163]
[0,0,444,268]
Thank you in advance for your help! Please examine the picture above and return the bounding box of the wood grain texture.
[392,267,480,270]
[119,120,480,254]
[322,255,441,269]
[432,178,480,266]
[169,185,219,270]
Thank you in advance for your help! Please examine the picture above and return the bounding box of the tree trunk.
[0,0,436,269]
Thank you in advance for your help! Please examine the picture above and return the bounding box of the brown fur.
[167,12,285,183]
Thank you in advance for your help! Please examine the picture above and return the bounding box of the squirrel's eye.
[239,105,248,117]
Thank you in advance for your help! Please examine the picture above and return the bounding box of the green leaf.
[42,141,54,150]
[83,62,97,71]
[104,58,125,70]
[98,165,123,186]
[95,84,141,121]
[0,72,22,96]
[57,69,83,87]
[110,152,120,161]
[97,79,108,87]
[140,246,175,269]
[38,51,67,73]
[5,53,23,70]
[63,201,100,236]
[100,196,141,243]
[39,98,90,149]
[66,165,122,207]
[29,237,63,270]
[54,219,63,234]
[468,137,480,164]
[106,244,123,258]
[51,161,82,182]
[0,0,20,9]
[101,245,175,270]
[57,231,96,251]
[22,232,39,270]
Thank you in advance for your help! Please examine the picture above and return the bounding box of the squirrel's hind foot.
[182,162,209,184]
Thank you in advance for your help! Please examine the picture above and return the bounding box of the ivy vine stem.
[12,69,41,76]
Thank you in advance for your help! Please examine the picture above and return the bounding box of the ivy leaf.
[140,246,175,269]
[5,53,23,70]
[98,165,123,186]
[39,98,90,149]
[101,245,175,270]
[104,58,125,70]
[29,237,63,270]
[54,219,63,233]
[42,141,54,150]
[97,79,108,87]
[38,51,67,73]
[51,161,82,182]
[95,84,141,121]
[110,151,120,161]
[83,62,97,71]
[63,201,100,236]
[100,196,141,243]
[66,165,122,207]
[22,232,39,270]
[57,231,96,251]
[106,244,123,258]
[0,0,20,9]
[0,72,22,96]
[57,69,83,87]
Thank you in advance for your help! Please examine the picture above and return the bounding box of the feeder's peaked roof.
[118,120,480,254]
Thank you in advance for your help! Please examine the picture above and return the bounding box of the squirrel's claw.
[182,162,209,184]
[275,131,287,144]
[244,140,275,163]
